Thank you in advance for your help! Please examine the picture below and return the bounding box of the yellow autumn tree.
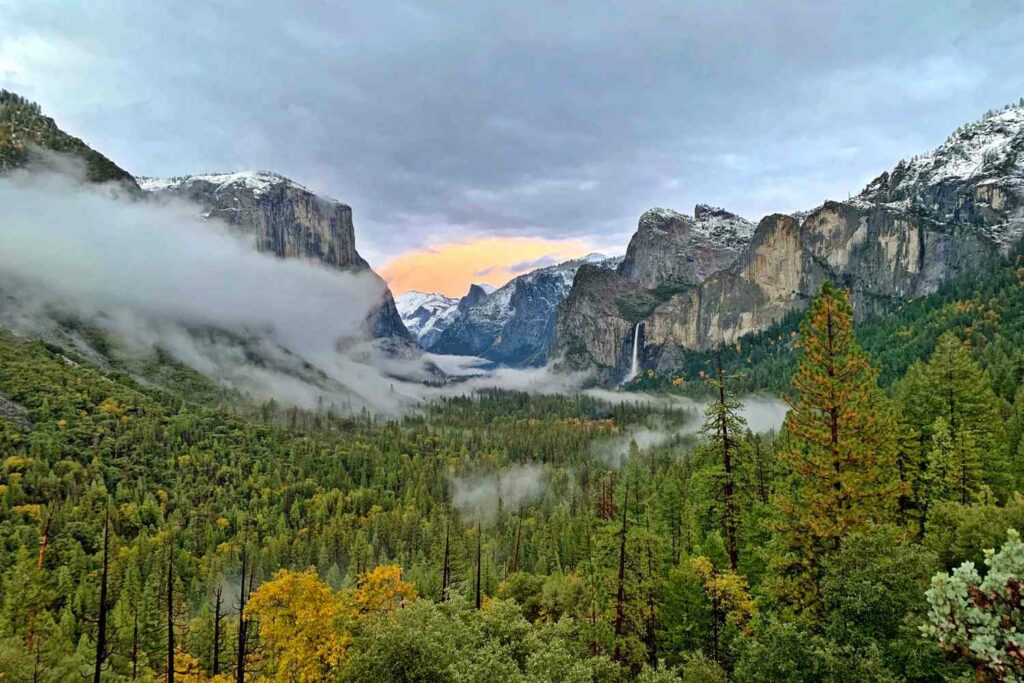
[691,556,755,664]
[244,568,348,683]
[348,564,417,616]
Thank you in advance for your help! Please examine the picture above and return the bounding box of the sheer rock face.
[555,105,1024,380]
[550,264,642,372]
[138,172,409,339]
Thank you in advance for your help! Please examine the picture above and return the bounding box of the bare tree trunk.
[167,548,175,683]
[213,586,223,675]
[718,354,739,572]
[510,513,522,575]
[131,604,139,680]
[235,544,248,683]
[440,519,450,602]
[475,523,482,610]
[645,519,657,666]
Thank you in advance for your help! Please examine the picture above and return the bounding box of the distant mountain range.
[4,87,1024,388]
[399,254,621,366]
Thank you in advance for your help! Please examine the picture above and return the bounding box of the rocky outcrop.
[431,254,620,366]
[550,264,643,372]
[554,103,1024,381]
[458,284,490,313]
[619,205,754,287]
[0,390,29,429]
[138,172,409,339]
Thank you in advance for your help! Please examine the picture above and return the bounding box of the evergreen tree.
[769,283,902,618]
[896,332,1007,497]
[700,355,747,571]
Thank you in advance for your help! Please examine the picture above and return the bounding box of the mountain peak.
[459,284,490,312]
[859,100,1024,204]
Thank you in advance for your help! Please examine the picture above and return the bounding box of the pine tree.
[896,332,1006,498]
[926,417,986,505]
[769,283,902,617]
[701,354,747,571]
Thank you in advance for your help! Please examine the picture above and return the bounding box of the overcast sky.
[3,1,1024,286]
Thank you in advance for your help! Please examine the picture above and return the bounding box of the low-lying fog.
[0,166,789,432]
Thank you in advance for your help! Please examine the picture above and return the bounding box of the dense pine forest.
[4,265,1024,681]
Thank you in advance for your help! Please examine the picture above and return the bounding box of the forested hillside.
[3,273,1024,681]
[0,90,138,187]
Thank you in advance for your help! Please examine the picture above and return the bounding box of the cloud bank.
[5,2,1023,266]
[450,464,547,520]
[0,167,792,426]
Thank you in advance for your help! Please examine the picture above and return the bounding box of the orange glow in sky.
[380,236,593,297]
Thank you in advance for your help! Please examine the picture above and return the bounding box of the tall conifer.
[769,282,901,617]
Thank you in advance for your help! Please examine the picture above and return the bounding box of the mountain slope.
[0,89,139,189]
[430,254,620,366]
[396,290,460,347]
[139,171,409,338]
[553,101,1024,381]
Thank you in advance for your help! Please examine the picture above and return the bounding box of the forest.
[3,268,1024,682]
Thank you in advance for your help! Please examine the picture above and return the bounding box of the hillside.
[0,90,138,188]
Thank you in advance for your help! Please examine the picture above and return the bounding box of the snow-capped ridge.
[427,253,622,364]
[395,290,460,347]
[638,204,754,253]
[137,170,340,203]
[859,100,1024,204]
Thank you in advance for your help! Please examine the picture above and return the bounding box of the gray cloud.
[3,2,1023,266]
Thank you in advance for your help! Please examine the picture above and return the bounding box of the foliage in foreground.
[2,271,1024,681]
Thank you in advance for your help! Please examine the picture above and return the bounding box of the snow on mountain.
[860,103,1024,201]
[638,206,755,254]
[395,290,460,348]
[428,253,620,366]
[138,169,410,338]
[856,100,1024,250]
[137,170,321,200]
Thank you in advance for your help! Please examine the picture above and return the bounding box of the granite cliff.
[553,103,1024,380]
[138,172,408,338]
[430,254,620,366]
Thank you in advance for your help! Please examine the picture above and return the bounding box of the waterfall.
[625,321,643,383]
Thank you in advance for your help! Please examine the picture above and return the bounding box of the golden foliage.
[691,556,755,634]
[349,563,417,616]
[2,455,30,470]
[12,504,42,519]
[245,568,349,682]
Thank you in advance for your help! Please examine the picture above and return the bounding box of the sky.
[3,1,1024,295]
